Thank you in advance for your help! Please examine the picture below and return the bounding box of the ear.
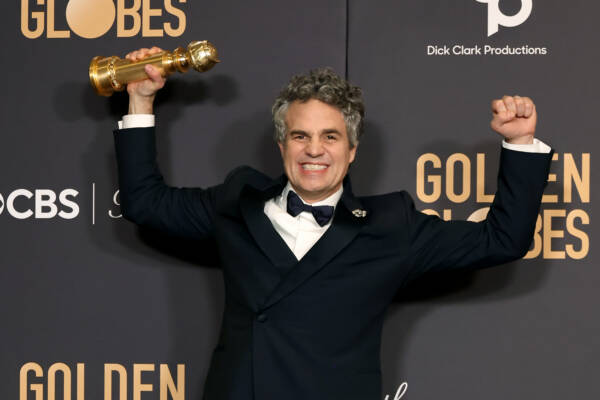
[349,143,358,164]
[278,141,285,158]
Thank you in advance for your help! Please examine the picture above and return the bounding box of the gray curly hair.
[271,67,365,148]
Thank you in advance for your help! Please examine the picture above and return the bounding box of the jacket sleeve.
[113,126,224,240]
[403,147,553,280]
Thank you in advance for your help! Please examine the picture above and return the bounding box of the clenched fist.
[490,95,537,145]
[125,46,166,115]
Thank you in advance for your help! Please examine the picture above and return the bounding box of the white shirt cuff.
[117,114,155,129]
[502,138,551,153]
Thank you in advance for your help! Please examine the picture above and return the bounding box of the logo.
[476,0,533,36]
[425,0,546,57]
[0,189,79,219]
[20,362,184,399]
[21,0,187,39]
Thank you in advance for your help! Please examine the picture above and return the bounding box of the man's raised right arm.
[114,47,221,240]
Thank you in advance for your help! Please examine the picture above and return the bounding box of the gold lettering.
[543,209,566,259]
[446,153,470,203]
[21,0,45,39]
[419,209,452,220]
[117,0,141,37]
[133,364,154,400]
[523,214,542,259]
[163,0,186,37]
[467,206,490,223]
[77,364,85,400]
[105,364,127,400]
[566,209,589,259]
[48,363,72,400]
[160,364,185,400]
[20,362,43,400]
[442,209,452,221]
[421,209,439,217]
[416,153,441,203]
[564,153,590,203]
[542,153,559,203]
[46,0,70,38]
[142,0,163,36]
[476,153,494,203]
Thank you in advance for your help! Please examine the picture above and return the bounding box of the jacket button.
[257,313,268,322]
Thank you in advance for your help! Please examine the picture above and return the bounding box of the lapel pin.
[352,209,367,218]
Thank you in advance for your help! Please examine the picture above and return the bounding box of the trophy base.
[89,56,124,97]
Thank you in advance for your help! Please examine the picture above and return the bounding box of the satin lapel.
[239,184,298,269]
[261,177,366,309]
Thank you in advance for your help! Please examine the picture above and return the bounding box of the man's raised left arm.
[402,95,553,279]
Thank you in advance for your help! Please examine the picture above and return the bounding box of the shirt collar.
[275,181,343,210]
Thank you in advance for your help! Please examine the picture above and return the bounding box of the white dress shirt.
[118,114,552,260]
[264,182,342,260]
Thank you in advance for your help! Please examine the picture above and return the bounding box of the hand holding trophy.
[89,40,219,97]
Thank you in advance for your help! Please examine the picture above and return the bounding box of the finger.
[129,48,149,62]
[128,50,138,61]
[514,95,525,117]
[139,48,151,60]
[149,46,163,54]
[130,49,144,62]
[126,49,142,61]
[491,99,507,114]
[491,111,513,129]
[522,97,535,118]
[503,95,517,114]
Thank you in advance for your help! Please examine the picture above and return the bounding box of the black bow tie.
[286,191,334,227]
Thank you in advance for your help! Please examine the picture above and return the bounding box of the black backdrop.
[2,1,596,399]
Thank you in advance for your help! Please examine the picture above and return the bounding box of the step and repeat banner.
[348,1,596,399]
[1,0,595,399]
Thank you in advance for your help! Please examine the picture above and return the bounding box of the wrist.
[506,134,534,145]
[128,95,155,115]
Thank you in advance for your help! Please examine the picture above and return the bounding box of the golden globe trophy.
[89,40,219,96]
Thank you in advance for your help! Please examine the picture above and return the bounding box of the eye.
[326,134,337,141]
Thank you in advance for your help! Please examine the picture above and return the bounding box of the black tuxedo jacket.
[114,127,553,400]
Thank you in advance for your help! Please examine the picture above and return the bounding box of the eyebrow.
[289,129,309,135]
[287,128,342,135]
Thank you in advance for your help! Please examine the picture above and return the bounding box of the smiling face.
[278,99,357,203]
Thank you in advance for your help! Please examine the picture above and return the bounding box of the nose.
[305,136,324,157]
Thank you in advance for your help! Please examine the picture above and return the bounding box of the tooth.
[303,164,327,170]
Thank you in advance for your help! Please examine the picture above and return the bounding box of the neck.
[289,183,343,204]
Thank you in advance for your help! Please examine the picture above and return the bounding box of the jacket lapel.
[261,176,367,309]
[239,175,298,269]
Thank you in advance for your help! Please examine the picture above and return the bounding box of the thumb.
[145,64,164,83]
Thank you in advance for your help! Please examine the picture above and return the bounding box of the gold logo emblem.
[66,0,116,39]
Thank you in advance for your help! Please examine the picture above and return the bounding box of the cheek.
[281,147,299,168]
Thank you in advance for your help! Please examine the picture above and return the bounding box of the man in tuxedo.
[114,47,552,400]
